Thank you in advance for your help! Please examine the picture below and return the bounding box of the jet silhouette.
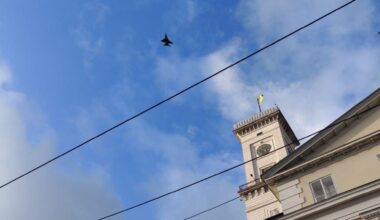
[161,34,173,46]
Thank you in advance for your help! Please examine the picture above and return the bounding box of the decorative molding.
[235,112,279,137]
[278,179,304,214]
[239,179,269,198]
[263,90,380,180]
[275,178,380,219]
[266,131,380,183]
[278,179,300,191]
[234,106,280,131]
[279,186,302,201]
[233,106,299,146]
[359,207,380,219]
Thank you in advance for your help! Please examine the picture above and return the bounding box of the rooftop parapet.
[233,106,279,130]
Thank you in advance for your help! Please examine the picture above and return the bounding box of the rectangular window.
[310,176,337,202]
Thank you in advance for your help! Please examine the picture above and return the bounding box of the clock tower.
[233,106,299,220]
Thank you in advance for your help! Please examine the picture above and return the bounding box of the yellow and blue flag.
[258,94,264,104]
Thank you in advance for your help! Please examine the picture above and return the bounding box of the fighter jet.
[161,34,173,46]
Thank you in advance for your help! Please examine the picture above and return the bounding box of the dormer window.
[257,144,272,157]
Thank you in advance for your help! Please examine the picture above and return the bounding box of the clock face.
[257,144,272,156]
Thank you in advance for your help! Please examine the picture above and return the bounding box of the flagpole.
[257,98,262,113]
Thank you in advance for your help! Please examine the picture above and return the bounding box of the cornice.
[275,178,380,220]
[238,179,268,199]
[234,106,280,131]
[266,131,380,184]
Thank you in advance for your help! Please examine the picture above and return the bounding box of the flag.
[258,94,264,104]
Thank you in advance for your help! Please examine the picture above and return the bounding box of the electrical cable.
[184,196,240,220]
[98,101,378,220]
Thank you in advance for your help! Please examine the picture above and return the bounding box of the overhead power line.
[0,0,356,190]
[184,196,240,220]
[98,101,379,220]
[183,130,380,220]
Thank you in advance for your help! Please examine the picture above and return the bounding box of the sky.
[0,0,379,219]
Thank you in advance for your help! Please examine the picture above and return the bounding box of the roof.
[262,88,380,180]
[233,106,299,146]
[233,106,280,130]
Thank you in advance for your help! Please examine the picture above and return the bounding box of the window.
[310,176,337,202]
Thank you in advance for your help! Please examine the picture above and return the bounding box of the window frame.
[309,175,337,203]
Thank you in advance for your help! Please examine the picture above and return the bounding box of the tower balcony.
[238,179,269,199]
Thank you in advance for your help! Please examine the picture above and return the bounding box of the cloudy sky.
[0,0,379,219]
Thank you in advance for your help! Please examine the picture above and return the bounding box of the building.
[234,88,380,220]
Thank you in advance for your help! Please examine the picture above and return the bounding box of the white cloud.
[236,0,374,42]
[200,42,380,137]
[224,0,380,136]
[124,120,245,220]
[72,94,246,219]
[0,62,12,86]
[199,39,260,121]
[154,0,380,137]
[0,62,122,219]
[72,2,110,68]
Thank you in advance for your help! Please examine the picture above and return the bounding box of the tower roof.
[233,106,280,130]
[233,106,299,145]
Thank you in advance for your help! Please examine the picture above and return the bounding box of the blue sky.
[0,0,379,219]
